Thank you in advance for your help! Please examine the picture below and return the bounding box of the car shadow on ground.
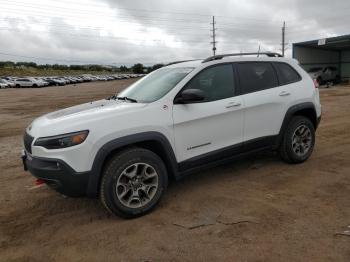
[1,149,282,241]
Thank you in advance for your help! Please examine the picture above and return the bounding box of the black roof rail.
[202,52,283,63]
[165,59,201,66]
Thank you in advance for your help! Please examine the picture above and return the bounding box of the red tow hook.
[35,179,45,186]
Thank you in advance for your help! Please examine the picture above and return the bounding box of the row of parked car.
[0,74,144,88]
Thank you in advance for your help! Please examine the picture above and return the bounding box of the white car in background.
[34,78,49,87]
[14,77,47,88]
[0,79,8,88]
[0,78,15,88]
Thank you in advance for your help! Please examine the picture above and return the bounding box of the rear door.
[236,62,300,149]
[172,63,244,163]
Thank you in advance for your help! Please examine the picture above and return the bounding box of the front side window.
[183,64,235,102]
[237,62,278,94]
[118,67,193,103]
[273,62,301,85]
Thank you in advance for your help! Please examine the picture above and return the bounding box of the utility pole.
[257,44,261,57]
[281,21,286,57]
[210,16,217,56]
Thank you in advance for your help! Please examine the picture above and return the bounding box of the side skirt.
[176,135,278,179]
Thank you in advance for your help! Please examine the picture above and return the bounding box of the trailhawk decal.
[187,142,212,151]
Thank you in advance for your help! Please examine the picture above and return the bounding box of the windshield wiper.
[116,96,137,103]
[106,95,137,103]
[106,95,117,100]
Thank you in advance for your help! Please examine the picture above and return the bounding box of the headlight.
[34,130,89,149]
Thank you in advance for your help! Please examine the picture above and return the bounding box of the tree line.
[0,61,164,74]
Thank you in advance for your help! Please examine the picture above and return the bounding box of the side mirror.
[175,89,205,104]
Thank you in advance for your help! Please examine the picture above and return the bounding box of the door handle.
[279,91,291,97]
[226,102,241,108]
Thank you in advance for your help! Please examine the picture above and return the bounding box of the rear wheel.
[100,147,168,218]
[279,116,315,164]
[32,84,38,88]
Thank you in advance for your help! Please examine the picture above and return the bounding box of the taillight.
[313,79,319,88]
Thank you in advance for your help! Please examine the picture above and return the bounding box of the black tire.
[32,84,38,88]
[317,76,323,86]
[100,147,168,218]
[16,84,20,88]
[279,116,315,164]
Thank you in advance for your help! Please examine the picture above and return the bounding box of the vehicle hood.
[28,99,147,137]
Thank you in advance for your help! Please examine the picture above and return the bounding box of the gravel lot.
[0,80,349,261]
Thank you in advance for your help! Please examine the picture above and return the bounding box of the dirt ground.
[0,80,349,262]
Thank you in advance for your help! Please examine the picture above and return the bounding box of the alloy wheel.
[116,163,159,208]
[292,124,312,157]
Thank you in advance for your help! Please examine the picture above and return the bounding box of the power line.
[0,18,211,37]
[0,3,211,25]
[0,15,281,34]
[2,0,350,27]
[0,27,211,46]
[0,0,285,22]
[0,5,284,31]
[1,0,290,27]
[0,8,212,29]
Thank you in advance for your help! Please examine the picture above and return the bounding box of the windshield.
[308,67,322,73]
[118,67,194,103]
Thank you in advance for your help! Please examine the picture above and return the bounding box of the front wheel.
[100,147,168,218]
[279,116,315,164]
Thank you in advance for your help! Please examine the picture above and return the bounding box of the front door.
[172,64,244,163]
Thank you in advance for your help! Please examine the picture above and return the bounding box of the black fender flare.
[276,102,317,147]
[86,131,178,196]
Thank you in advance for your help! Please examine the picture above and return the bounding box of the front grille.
[23,132,34,154]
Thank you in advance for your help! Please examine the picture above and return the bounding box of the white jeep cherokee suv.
[22,53,321,218]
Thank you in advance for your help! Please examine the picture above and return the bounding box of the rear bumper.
[22,150,90,197]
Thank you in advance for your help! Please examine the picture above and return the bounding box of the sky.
[0,0,349,66]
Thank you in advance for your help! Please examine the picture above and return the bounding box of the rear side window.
[184,64,235,102]
[273,63,301,85]
[237,62,278,94]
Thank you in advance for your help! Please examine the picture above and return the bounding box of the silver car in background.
[308,66,340,85]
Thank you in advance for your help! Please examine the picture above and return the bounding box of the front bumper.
[316,115,322,129]
[22,150,90,197]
